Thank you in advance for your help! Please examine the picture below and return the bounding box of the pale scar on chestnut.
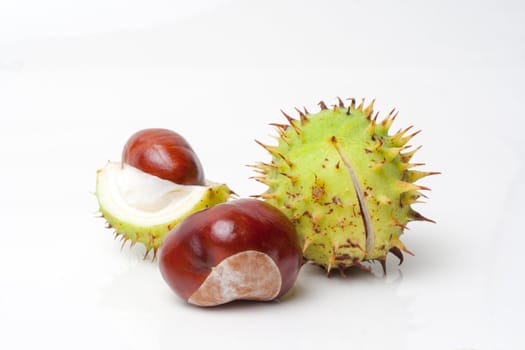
[188,250,282,307]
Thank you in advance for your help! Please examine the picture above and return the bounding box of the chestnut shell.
[159,199,303,302]
[122,128,205,185]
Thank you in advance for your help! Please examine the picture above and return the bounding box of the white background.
[1,0,524,349]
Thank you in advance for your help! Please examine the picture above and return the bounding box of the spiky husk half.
[96,162,232,259]
[252,98,438,274]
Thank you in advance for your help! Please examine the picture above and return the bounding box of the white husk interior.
[97,161,209,226]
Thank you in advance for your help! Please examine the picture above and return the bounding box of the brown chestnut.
[158,198,303,306]
[122,128,205,185]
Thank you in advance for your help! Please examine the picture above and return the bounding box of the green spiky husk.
[97,182,232,259]
[254,98,437,273]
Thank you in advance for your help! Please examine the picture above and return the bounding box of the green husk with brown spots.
[252,98,438,274]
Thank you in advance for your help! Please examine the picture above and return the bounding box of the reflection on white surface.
[1,0,524,349]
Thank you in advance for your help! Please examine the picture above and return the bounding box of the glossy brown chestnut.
[158,198,303,306]
[122,128,205,185]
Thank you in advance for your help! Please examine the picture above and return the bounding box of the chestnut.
[122,128,205,185]
[158,198,303,306]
